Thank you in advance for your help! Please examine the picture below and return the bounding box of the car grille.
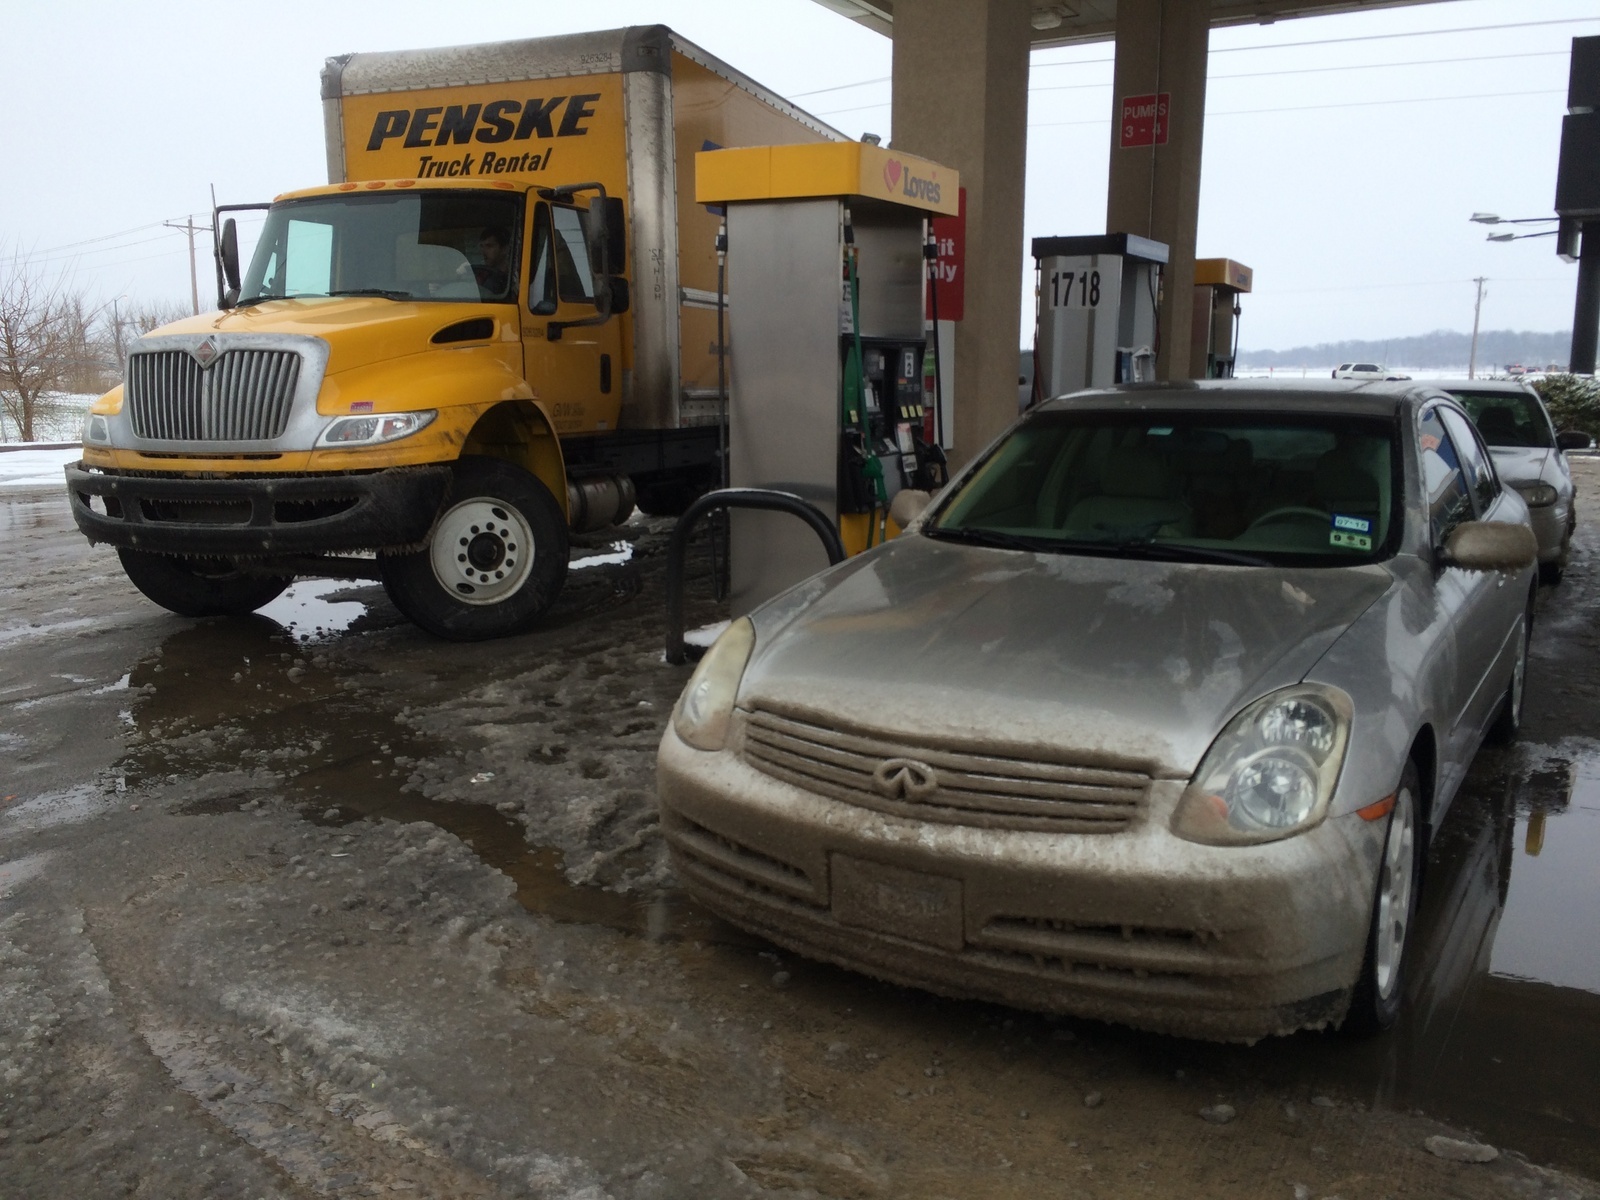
[741,708,1150,832]
[127,349,301,441]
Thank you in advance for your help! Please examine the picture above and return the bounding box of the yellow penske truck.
[66,27,841,639]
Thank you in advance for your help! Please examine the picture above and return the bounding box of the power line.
[1026,87,1564,129]
[1037,47,1570,92]
[14,221,168,260]
[792,15,1597,99]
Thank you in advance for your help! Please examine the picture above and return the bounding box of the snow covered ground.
[0,445,80,490]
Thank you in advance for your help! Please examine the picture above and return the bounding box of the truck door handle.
[600,353,612,395]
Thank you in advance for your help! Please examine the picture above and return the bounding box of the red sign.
[927,186,966,322]
[1119,93,1170,148]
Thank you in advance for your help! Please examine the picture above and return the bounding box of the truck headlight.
[1514,482,1558,508]
[317,410,436,447]
[673,618,756,751]
[1171,684,1352,845]
[83,414,110,444]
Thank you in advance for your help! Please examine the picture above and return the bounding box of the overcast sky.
[3,0,1595,355]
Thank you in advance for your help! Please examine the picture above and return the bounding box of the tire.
[1487,598,1532,744]
[634,468,716,518]
[1345,762,1421,1035]
[117,549,292,618]
[378,455,567,641]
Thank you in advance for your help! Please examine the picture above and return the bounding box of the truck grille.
[127,349,301,441]
[741,708,1150,833]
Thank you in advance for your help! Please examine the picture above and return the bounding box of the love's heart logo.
[883,160,902,190]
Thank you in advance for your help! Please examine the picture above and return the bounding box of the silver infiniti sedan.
[657,382,1538,1042]
[1436,379,1581,584]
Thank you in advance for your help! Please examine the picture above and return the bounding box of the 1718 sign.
[1120,93,1170,148]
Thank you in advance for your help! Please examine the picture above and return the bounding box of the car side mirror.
[1556,429,1592,452]
[1441,521,1538,572]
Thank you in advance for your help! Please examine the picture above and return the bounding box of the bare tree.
[0,251,83,442]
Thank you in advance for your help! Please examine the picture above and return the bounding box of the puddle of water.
[124,616,743,948]
[1231,749,1600,1176]
[1489,758,1600,993]
[301,786,739,945]
[255,580,371,643]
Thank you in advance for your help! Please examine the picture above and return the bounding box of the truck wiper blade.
[327,288,416,301]
[925,526,1057,553]
[234,294,283,308]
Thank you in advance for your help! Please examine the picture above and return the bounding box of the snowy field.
[0,446,79,490]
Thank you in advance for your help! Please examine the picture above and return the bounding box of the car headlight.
[1171,684,1352,845]
[673,618,756,751]
[83,414,110,444]
[1514,482,1558,508]
[316,410,436,447]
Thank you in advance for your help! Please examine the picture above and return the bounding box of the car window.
[930,410,1398,567]
[1440,407,1498,513]
[1419,408,1473,546]
[1356,364,1379,373]
[1447,389,1556,449]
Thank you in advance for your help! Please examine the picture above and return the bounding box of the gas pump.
[1030,233,1167,402]
[1191,258,1253,379]
[694,142,959,614]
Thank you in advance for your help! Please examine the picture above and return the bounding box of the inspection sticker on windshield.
[1331,514,1372,550]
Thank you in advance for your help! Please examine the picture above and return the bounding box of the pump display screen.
[929,410,1399,567]
[239,191,525,305]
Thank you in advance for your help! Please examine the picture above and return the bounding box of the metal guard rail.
[664,487,846,665]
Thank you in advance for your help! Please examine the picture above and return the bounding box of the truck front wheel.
[379,456,568,641]
[117,550,293,618]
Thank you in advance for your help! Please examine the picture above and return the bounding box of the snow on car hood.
[739,536,1394,777]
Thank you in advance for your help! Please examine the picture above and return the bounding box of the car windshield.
[239,191,524,305]
[1448,391,1554,449]
[928,410,1399,566]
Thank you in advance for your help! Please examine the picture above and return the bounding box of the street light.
[1470,213,1560,242]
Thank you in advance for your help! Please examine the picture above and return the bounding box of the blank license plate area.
[830,854,964,951]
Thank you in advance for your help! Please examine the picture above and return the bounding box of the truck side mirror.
[600,196,626,275]
[219,218,241,308]
[605,276,629,315]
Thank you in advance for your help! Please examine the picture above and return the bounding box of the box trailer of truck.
[66,26,842,639]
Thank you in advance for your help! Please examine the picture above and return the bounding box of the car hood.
[149,296,510,375]
[740,537,1394,777]
[1487,445,1554,486]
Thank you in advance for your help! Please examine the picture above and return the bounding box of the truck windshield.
[928,410,1400,567]
[239,191,524,305]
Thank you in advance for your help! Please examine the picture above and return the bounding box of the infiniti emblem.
[191,337,220,368]
[872,757,939,802]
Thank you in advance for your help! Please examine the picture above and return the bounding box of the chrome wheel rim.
[1374,786,1415,1001]
[429,497,534,606]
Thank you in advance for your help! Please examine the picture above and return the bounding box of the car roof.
[1035,378,1447,418]
[1429,378,1539,396]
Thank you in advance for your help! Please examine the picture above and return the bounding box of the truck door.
[520,198,623,438]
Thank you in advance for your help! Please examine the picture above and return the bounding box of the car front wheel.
[117,549,292,618]
[379,456,568,641]
[1346,762,1420,1034]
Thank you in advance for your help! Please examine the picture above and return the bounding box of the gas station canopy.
[812,0,1443,47]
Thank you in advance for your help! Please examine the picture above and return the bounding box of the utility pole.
[1468,276,1487,380]
[163,215,203,315]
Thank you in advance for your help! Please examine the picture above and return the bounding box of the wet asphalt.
[4,465,1600,1195]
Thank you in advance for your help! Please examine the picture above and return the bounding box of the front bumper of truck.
[64,462,451,558]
